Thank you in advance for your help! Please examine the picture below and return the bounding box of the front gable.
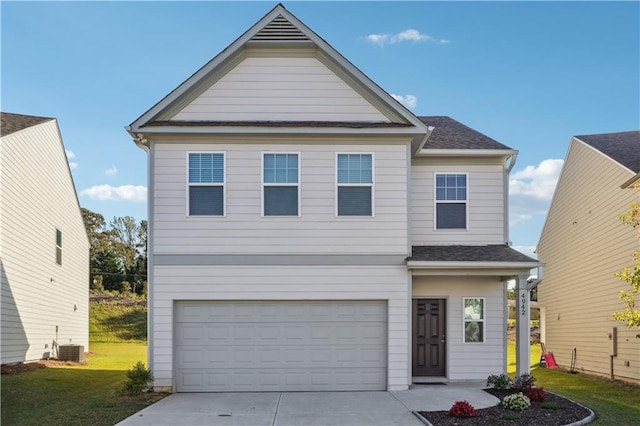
[128,4,428,147]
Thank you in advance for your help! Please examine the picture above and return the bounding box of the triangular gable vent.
[251,15,309,41]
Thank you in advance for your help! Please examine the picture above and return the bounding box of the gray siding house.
[1,112,89,364]
[538,131,640,384]
[128,4,540,392]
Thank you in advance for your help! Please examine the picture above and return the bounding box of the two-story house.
[1,112,89,364]
[537,131,640,384]
[127,4,541,392]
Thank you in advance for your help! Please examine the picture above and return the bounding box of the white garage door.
[174,301,387,392]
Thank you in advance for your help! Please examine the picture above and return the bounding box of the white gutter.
[416,149,517,157]
[407,261,543,270]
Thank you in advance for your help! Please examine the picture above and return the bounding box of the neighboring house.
[538,131,640,384]
[1,112,89,364]
[127,4,541,392]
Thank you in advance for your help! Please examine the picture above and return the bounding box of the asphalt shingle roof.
[408,245,538,263]
[1,112,53,137]
[418,116,513,150]
[575,131,640,173]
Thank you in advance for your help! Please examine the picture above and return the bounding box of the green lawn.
[1,342,164,426]
[508,342,640,425]
[90,301,147,342]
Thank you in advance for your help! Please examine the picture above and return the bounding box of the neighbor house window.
[263,153,299,216]
[337,153,373,216]
[188,152,225,216]
[55,229,62,265]
[435,173,467,229]
[463,298,485,343]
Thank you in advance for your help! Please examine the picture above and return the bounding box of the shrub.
[121,361,154,395]
[486,373,512,390]
[541,401,558,410]
[502,393,531,411]
[524,387,547,402]
[501,412,520,420]
[447,400,478,418]
[513,373,536,390]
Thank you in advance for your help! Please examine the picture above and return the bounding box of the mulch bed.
[1,356,92,375]
[416,389,593,425]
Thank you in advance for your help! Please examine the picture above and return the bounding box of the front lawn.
[507,342,640,425]
[1,342,164,426]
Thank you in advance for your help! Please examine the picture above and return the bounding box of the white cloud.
[364,29,450,47]
[80,184,147,202]
[509,159,564,226]
[65,149,78,170]
[105,166,118,176]
[390,94,418,109]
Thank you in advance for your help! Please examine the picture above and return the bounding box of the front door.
[412,299,446,377]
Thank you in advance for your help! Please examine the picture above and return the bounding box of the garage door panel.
[177,368,387,392]
[175,301,387,391]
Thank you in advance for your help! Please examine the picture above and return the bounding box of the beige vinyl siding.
[172,56,388,122]
[0,120,89,364]
[151,264,410,391]
[412,276,506,380]
[411,159,505,245]
[537,139,639,383]
[153,137,409,255]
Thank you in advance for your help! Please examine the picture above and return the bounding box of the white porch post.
[515,274,531,377]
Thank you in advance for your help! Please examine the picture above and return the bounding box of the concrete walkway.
[117,382,499,426]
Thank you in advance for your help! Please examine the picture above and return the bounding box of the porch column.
[515,274,531,377]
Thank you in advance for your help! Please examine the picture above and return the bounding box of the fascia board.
[416,149,518,157]
[133,126,426,136]
[621,172,640,189]
[407,260,543,271]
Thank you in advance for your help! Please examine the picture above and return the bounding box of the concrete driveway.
[117,383,499,426]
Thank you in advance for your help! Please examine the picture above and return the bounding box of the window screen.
[337,154,373,216]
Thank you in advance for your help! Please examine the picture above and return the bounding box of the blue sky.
[2,1,638,257]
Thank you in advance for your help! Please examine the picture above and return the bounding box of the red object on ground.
[543,353,559,369]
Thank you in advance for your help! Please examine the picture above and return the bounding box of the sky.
[2,1,639,258]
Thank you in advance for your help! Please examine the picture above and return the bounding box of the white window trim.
[433,172,469,231]
[335,152,375,218]
[463,297,485,344]
[186,151,226,217]
[261,152,301,218]
[55,228,62,266]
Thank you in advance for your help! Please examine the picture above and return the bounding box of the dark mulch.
[417,389,593,425]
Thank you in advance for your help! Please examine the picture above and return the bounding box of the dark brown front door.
[413,299,446,377]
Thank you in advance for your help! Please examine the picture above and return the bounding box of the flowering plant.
[448,400,478,418]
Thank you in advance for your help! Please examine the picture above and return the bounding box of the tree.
[109,216,148,295]
[612,190,640,337]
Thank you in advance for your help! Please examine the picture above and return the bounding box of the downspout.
[126,128,155,384]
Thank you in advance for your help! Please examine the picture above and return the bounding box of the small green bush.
[501,412,520,420]
[502,393,531,411]
[486,374,512,390]
[121,361,154,395]
[513,373,536,390]
[541,401,558,410]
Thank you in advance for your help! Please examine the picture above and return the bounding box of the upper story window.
[337,153,373,216]
[188,152,225,216]
[435,173,467,229]
[263,153,299,216]
[55,229,62,265]
[463,297,485,343]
